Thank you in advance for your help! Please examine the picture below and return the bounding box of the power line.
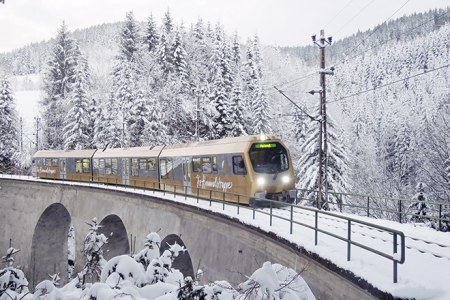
[336,10,449,65]
[334,0,411,66]
[275,71,317,88]
[332,0,376,37]
[323,0,356,30]
[273,86,317,121]
[328,63,450,104]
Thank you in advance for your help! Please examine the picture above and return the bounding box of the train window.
[105,159,112,175]
[82,159,90,173]
[52,159,59,166]
[45,159,52,166]
[131,159,138,176]
[160,158,173,179]
[192,157,201,172]
[112,159,118,175]
[99,159,105,169]
[139,159,147,170]
[93,159,98,174]
[212,157,218,173]
[76,159,83,173]
[233,156,247,175]
[249,142,289,174]
[201,157,211,173]
[148,158,157,170]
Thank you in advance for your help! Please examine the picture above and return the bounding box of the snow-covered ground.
[2,175,450,299]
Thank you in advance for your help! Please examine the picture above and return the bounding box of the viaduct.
[0,177,378,299]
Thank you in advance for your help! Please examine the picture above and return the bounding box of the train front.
[247,139,296,206]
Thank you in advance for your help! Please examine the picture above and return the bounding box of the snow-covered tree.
[171,27,189,88]
[78,218,108,286]
[297,110,349,211]
[0,77,19,173]
[41,22,79,150]
[63,56,91,150]
[242,36,271,134]
[143,14,159,53]
[408,182,429,223]
[0,248,29,299]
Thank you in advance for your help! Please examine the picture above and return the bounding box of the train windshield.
[249,142,289,174]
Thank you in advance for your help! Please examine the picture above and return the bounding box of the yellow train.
[32,135,296,205]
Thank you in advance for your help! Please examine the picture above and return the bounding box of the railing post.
[222,192,225,210]
[393,233,398,283]
[253,205,256,220]
[439,204,442,231]
[339,194,343,213]
[295,189,298,204]
[237,195,240,215]
[270,202,273,226]
[290,205,293,234]
[367,196,370,217]
[174,185,176,198]
[314,210,318,246]
[209,190,212,206]
[347,220,351,261]
[398,199,402,224]
[196,189,199,203]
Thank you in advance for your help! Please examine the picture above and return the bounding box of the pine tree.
[297,109,349,211]
[209,69,229,139]
[0,77,19,173]
[171,27,189,88]
[118,12,140,63]
[113,12,142,147]
[128,91,148,147]
[63,54,91,150]
[41,22,78,150]
[408,182,428,223]
[101,93,122,148]
[143,14,159,53]
[227,80,246,137]
[242,36,271,134]
[162,9,174,35]
[145,96,167,145]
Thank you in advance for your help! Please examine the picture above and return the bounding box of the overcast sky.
[0,0,449,52]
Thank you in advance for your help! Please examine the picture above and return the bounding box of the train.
[32,135,296,206]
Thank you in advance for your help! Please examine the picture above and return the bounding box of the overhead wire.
[323,0,356,30]
[327,63,450,104]
[332,0,376,37]
[336,10,450,65]
[333,0,412,67]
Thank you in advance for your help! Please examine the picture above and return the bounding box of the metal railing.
[0,174,406,283]
[296,189,450,231]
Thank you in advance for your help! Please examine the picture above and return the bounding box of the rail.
[0,174,406,283]
[295,189,450,231]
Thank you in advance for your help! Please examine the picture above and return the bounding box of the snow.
[2,175,450,299]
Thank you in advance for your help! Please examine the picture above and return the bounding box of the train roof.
[33,149,97,158]
[93,146,165,158]
[160,134,280,157]
[32,135,282,159]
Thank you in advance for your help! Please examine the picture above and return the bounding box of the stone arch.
[98,214,129,260]
[160,234,194,279]
[31,203,71,288]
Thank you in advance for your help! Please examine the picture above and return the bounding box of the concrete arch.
[160,234,194,279]
[98,214,129,260]
[31,203,71,288]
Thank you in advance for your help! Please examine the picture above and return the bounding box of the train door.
[182,157,192,194]
[122,158,130,185]
[59,159,66,179]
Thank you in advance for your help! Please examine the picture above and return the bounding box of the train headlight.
[257,177,266,186]
[282,175,290,184]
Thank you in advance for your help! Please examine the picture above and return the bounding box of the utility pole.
[310,30,334,209]
[34,117,40,151]
[19,117,23,151]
